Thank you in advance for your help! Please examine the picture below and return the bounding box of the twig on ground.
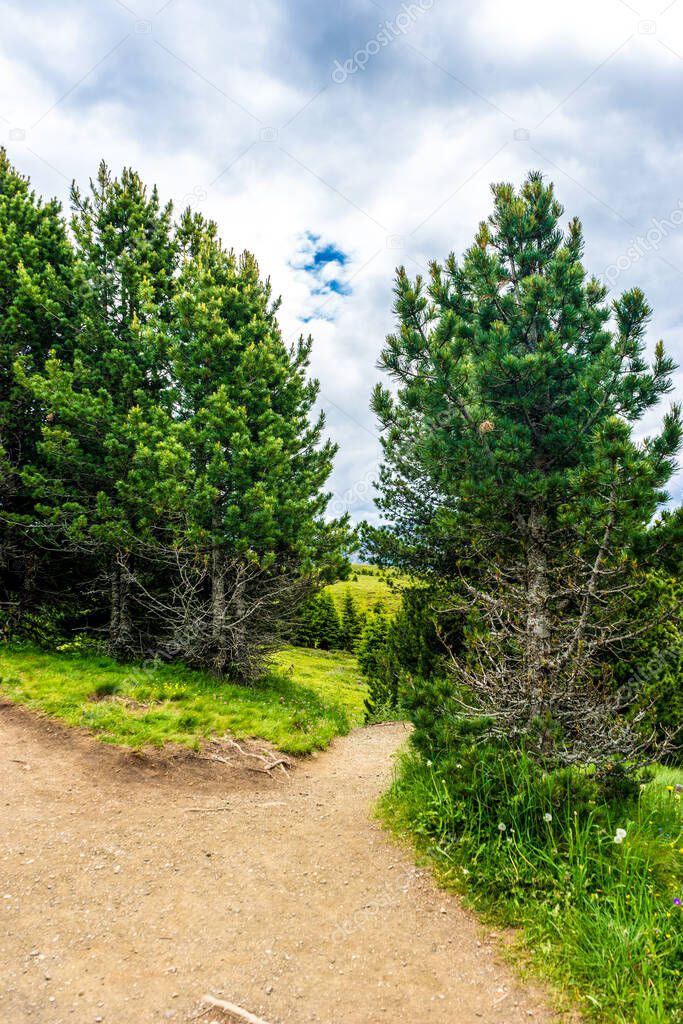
[225,739,292,770]
[201,994,275,1024]
[199,747,290,776]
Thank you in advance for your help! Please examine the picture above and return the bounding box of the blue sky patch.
[291,231,352,318]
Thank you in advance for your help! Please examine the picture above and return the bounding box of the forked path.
[0,705,560,1024]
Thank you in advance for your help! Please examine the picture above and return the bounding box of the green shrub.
[56,633,105,656]
[0,606,69,649]
[613,573,683,762]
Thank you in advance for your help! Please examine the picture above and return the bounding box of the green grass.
[271,645,367,725]
[380,750,683,1023]
[0,644,368,755]
[327,564,405,614]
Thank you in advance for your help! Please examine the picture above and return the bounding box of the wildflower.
[613,828,627,844]
[544,813,552,823]
[498,822,506,832]
[426,760,433,767]
[673,898,681,907]
[666,785,674,792]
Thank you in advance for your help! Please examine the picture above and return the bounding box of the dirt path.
[0,704,561,1024]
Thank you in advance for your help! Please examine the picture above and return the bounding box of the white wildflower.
[498,822,506,832]
[544,813,553,823]
[613,828,627,844]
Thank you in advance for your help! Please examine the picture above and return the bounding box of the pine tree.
[0,149,75,622]
[295,591,343,650]
[368,171,682,770]
[357,608,392,715]
[319,591,343,650]
[158,217,348,676]
[338,589,362,651]
[4,159,351,672]
[22,163,177,655]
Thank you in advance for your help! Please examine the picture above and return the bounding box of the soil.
[0,702,566,1024]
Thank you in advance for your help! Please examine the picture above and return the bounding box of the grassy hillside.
[0,644,367,755]
[327,565,405,614]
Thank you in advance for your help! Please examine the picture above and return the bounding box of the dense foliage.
[0,153,350,677]
[369,172,683,1023]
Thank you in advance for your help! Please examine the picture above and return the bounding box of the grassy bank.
[327,565,404,614]
[0,644,367,754]
[380,751,683,1023]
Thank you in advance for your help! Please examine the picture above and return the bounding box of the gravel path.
[0,703,561,1023]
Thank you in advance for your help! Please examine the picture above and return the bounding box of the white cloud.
[0,0,681,517]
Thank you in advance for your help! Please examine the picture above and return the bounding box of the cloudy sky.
[2,0,683,519]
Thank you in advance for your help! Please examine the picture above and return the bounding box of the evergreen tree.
[2,156,352,674]
[368,172,682,770]
[0,149,74,620]
[357,588,457,716]
[338,589,363,651]
[356,608,392,714]
[296,591,342,650]
[157,217,348,676]
[22,164,177,655]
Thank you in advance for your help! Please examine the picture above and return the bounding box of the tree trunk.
[231,561,249,678]
[211,541,227,677]
[525,505,550,729]
[109,552,132,657]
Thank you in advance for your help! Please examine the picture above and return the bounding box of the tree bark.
[109,552,132,656]
[211,541,227,677]
[525,505,550,725]
[231,560,248,677]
